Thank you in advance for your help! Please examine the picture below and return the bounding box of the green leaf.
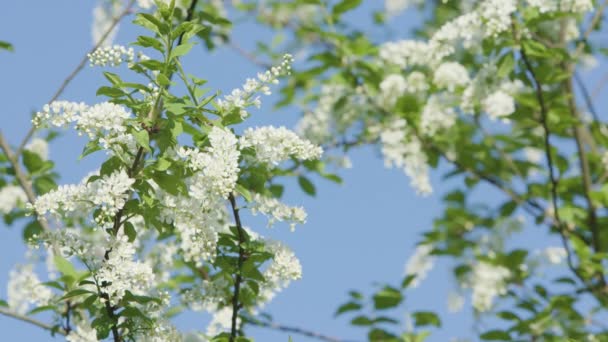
[155,158,172,171]
[103,72,123,86]
[298,176,316,196]
[480,330,511,340]
[333,0,362,17]
[170,42,194,60]
[22,150,44,173]
[133,129,151,151]
[497,53,515,78]
[96,86,124,98]
[124,221,137,242]
[412,311,441,327]
[351,315,373,326]
[0,41,13,52]
[54,255,78,279]
[152,171,187,196]
[60,289,93,301]
[28,305,56,315]
[335,301,362,316]
[235,184,252,202]
[0,299,8,307]
[373,286,403,310]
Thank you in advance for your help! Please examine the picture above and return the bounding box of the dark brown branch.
[17,0,136,155]
[228,193,246,342]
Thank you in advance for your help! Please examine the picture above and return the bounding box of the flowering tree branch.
[16,0,136,156]
[0,307,65,336]
[0,132,51,232]
[228,192,246,342]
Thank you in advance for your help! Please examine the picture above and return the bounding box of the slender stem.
[0,132,52,231]
[517,24,608,299]
[17,0,136,155]
[228,193,246,342]
[246,317,356,342]
[0,307,66,335]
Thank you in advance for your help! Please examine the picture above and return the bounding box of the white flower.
[250,194,307,231]
[527,0,593,13]
[66,322,99,342]
[7,264,53,314]
[404,244,435,288]
[380,119,432,196]
[88,45,135,67]
[0,185,27,214]
[404,71,429,93]
[380,74,407,107]
[217,54,293,118]
[469,261,511,312]
[206,307,237,337]
[385,0,424,17]
[240,126,323,165]
[447,291,465,313]
[25,138,49,160]
[379,40,434,68]
[91,0,121,47]
[524,147,543,164]
[264,241,303,288]
[96,234,155,306]
[479,0,516,37]
[482,90,515,120]
[542,246,567,264]
[33,169,135,221]
[420,94,456,136]
[433,62,470,91]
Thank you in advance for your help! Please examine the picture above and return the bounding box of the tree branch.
[245,316,357,342]
[0,307,66,336]
[16,0,136,155]
[228,193,246,342]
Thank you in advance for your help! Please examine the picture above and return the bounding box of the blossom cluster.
[240,126,323,165]
[403,244,435,288]
[33,101,137,155]
[7,264,54,314]
[32,169,135,222]
[250,193,307,231]
[469,261,511,312]
[0,185,27,214]
[216,54,294,118]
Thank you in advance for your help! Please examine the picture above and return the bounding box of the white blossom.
[66,322,99,342]
[264,241,302,288]
[421,94,456,136]
[206,307,237,337]
[250,194,307,231]
[240,126,323,165]
[380,74,407,107]
[404,244,435,288]
[217,54,293,118]
[88,45,135,67]
[433,62,470,91]
[526,0,593,13]
[379,40,434,68]
[542,246,567,264]
[483,90,515,120]
[33,169,135,221]
[7,264,53,314]
[379,119,432,195]
[0,185,27,214]
[25,138,49,160]
[92,0,121,47]
[96,234,155,306]
[385,0,424,17]
[469,261,511,312]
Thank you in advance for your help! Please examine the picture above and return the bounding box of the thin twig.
[225,40,271,69]
[0,307,66,335]
[0,132,51,232]
[246,317,356,342]
[16,0,136,155]
[228,193,246,342]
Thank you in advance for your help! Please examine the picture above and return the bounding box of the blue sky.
[2,1,606,341]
